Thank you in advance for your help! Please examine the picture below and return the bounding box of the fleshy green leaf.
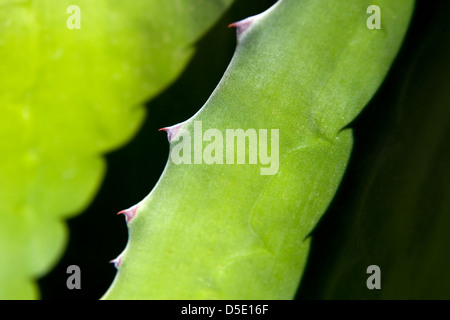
[0,0,233,299]
[103,0,414,299]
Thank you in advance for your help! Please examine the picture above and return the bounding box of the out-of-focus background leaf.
[0,0,232,299]
[297,0,450,299]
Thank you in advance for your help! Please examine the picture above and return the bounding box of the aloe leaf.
[0,0,232,299]
[103,0,414,299]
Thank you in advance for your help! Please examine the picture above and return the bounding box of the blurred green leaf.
[0,0,232,299]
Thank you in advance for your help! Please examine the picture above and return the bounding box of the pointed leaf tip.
[228,1,282,40]
[110,256,122,269]
[117,203,140,223]
[158,122,184,142]
[228,17,255,39]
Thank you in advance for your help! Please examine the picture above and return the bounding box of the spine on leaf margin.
[103,0,414,299]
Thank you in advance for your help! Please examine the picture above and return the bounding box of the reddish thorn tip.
[117,203,140,223]
[159,122,184,142]
[110,256,122,269]
[228,17,254,38]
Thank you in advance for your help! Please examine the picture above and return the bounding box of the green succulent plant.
[2,0,449,301]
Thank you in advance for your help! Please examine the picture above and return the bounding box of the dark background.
[38,0,450,299]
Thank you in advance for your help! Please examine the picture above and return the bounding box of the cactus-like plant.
[102,0,414,299]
